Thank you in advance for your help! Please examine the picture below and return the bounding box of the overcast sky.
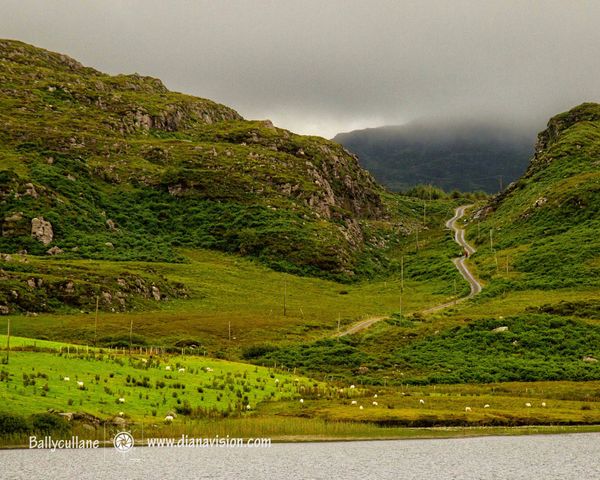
[2,1,600,138]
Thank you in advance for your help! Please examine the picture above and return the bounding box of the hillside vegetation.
[0,39,393,287]
[0,39,468,317]
[466,103,600,293]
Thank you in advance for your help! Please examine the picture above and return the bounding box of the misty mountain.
[333,120,536,193]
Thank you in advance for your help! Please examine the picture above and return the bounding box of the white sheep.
[178,368,185,373]
[118,412,124,417]
[541,402,546,407]
[419,399,425,405]
[118,397,125,403]
[351,400,357,405]
[359,405,364,410]
[350,385,356,389]
[141,359,147,363]
[465,407,472,412]
[299,398,304,404]
[372,401,378,406]
[525,403,532,407]
[206,367,213,372]
[63,377,70,382]
[274,378,279,383]
[484,404,490,408]
[246,404,252,410]
[373,394,378,398]
[165,366,172,371]
[77,381,84,388]
[164,415,174,422]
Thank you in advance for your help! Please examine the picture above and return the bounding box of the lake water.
[2,433,600,479]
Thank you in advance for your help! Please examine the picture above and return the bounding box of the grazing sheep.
[484,404,490,408]
[525,403,532,407]
[178,368,185,373]
[165,366,172,371]
[372,401,378,406]
[350,385,355,389]
[299,399,304,404]
[359,406,364,410]
[419,399,425,405]
[373,394,378,398]
[465,407,472,412]
[118,412,124,417]
[63,377,70,382]
[246,404,252,410]
[118,398,125,403]
[541,402,547,407]
[274,379,279,383]
[77,381,84,388]
[164,415,174,423]
[141,359,147,363]
[206,367,213,372]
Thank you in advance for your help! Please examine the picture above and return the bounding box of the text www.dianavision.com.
[145,435,271,448]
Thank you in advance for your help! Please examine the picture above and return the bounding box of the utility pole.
[400,256,404,317]
[401,256,405,292]
[5,318,10,364]
[93,296,99,347]
[129,318,133,355]
[283,278,287,317]
[453,279,457,304]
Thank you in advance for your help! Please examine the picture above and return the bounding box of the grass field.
[0,349,327,422]
[0,238,462,356]
[3,341,600,446]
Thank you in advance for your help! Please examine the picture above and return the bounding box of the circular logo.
[113,431,134,452]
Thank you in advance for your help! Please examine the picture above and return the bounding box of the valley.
[1,40,599,445]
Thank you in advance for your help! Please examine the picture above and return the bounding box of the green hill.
[466,103,600,293]
[0,39,389,277]
[0,40,463,317]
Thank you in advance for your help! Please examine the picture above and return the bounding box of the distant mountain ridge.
[333,120,536,193]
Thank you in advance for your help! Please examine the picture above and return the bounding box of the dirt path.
[337,204,480,336]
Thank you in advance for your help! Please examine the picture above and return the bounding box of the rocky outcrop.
[121,100,242,134]
[2,212,25,237]
[31,217,54,245]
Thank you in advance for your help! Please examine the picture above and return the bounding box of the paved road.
[337,204,481,336]
[421,204,481,314]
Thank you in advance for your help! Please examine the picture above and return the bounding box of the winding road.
[420,204,481,314]
[337,204,481,336]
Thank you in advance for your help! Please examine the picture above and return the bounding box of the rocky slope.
[0,39,390,291]
[469,103,600,290]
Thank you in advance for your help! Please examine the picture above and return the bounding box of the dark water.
[2,433,600,480]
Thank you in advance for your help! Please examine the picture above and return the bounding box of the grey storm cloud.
[2,0,600,138]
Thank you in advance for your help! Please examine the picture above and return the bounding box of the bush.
[30,413,70,435]
[0,412,30,435]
